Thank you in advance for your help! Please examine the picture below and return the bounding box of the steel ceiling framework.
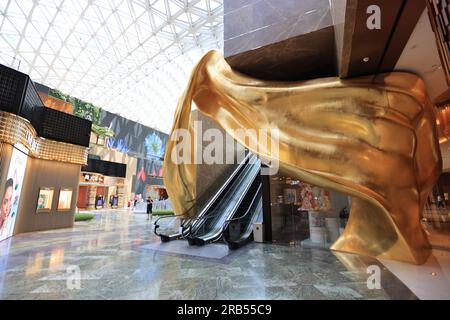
[0,0,223,133]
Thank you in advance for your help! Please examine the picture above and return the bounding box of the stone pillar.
[87,186,97,210]
[193,110,242,214]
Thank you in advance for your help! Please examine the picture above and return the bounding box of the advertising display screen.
[57,188,73,211]
[0,144,28,242]
[96,196,103,207]
[36,187,54,212]
[112,196,118,206]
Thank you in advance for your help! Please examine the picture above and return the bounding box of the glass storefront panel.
[268,169,350,248]
[422,173,450,249]
[268,169,450,251]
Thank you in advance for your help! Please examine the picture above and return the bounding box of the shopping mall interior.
[0,0,450,302]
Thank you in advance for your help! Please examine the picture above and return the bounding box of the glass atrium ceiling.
[0,0,223,133]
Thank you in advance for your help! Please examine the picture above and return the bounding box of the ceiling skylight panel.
[0,0,223,133]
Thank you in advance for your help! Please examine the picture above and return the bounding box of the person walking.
[146,197,153,220]
[437,195,446,209]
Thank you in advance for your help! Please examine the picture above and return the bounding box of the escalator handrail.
[188,160,260,233]
[224,183,262,223]
[222,188,262,247]
[187,183,260,225]
[188,152,253,231]
[178,218,194,239]
[154,214,188,237]
[153,151,251,238]
[190,159,261,242]
[186,153,254,236]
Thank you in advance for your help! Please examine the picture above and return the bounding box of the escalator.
[187,155,261,246]
[222,177,262,250]
[153,152,252,242]
[154,217,192,242]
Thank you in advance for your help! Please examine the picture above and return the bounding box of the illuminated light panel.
[0,111,89,165]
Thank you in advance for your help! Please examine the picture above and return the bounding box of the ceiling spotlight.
[363,57,370,63]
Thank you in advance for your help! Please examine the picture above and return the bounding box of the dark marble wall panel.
[224,0,333,57]
[330,0,349,73]
[226,26,337,81]
[225,0,260,14]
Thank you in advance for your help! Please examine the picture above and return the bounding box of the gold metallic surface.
[0,111,89,165]
[164,50,442,264]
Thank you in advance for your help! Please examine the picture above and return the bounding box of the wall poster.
[298,182,332,211]
[0,144,28,241]
[57,188,73,211]
[36,187,54,212]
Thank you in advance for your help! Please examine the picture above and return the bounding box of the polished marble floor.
[0,209,420,300]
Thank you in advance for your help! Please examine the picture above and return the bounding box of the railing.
[154,152,252,240]
[222,184,262,247]
[188,157,261,244]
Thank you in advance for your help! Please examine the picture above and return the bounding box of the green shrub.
[152,209,174,216]
[75,213,95,221]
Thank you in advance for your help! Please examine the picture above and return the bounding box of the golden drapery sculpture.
[163,50,442,264]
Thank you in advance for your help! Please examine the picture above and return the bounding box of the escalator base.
[160,234,180,242]
[194,238,206,246]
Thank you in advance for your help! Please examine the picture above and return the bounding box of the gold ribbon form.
[164,50,442,264]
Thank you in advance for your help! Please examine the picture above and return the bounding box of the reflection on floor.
[0,209,419,300]
[141,241,230,260]
[380,249,450,300]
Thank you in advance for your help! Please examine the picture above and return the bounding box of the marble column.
[87,186,97,210]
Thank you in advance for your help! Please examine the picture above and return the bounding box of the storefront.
[78,174,125,210]
[77,159,127,210]
[263,168,350,248]
[134,158,167,202]
[0,111,89,241]
[0,64,91,241]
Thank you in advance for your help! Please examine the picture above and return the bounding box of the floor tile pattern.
[0,210,416,300]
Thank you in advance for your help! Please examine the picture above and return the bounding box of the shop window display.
[36,187,54,212]
[95,195,104,209]
[269,170,350,247]
[109,195,119,208]
[57,188,73,211]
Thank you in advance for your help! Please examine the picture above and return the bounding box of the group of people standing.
[129,194,154,220]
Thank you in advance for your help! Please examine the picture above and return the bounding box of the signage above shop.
[0,111,88,165]
[25,130,39,153]
[82,173,104,184]
[82,157,126,178]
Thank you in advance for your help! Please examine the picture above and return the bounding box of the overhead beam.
[379,0,426,72]
[340,0,426,78]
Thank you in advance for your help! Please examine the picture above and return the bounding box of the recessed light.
[363,57,370,63]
